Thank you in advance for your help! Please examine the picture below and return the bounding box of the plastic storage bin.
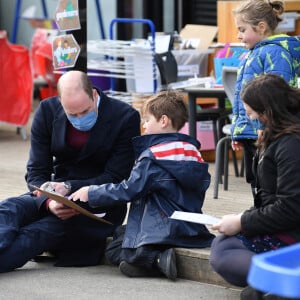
[172,49,213,80]
[248,243,300,299]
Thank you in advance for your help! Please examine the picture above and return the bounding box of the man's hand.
[31,181,79,220]
[68,186,89,202]
[32,181,70,197]
[50,182,70,196]
[48,200,80,220]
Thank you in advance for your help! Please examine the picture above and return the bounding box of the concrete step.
[100,238,237,288]
[104,233,238,288]
[175,247,237,288]
[103,238,238,288]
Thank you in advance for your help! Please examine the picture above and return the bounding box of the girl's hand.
[68,186,89,202]
[231,141,243,151]
[211,214,242,236]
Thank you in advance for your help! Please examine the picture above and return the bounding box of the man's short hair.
[57,71,94,100]
[80,72,94,100]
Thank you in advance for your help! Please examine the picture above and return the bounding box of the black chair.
[154,51,178,88]
[213,66,243,199]
[154,52,232,148]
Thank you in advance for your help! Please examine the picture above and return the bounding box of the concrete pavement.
[0,260,241,300]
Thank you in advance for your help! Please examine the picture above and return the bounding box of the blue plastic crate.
[248,243,300,299]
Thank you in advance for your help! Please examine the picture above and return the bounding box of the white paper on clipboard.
[170,211,220,226]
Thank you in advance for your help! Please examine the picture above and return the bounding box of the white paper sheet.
[170,211,220,226]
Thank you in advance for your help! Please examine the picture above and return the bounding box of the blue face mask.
[251,119,265,131]
[67,99,99,131]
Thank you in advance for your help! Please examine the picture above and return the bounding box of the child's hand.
[68,186,89,202]
[211,214,242,236]
[231,141,243,151]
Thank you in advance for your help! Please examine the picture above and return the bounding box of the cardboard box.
[179,24,218,50]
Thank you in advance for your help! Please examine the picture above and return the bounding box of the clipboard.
[30,185,112,225]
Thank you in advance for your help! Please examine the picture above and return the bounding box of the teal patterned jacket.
[231,34,300,140]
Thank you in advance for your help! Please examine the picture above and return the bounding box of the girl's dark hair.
[142,90,189,131]
[233,0,284,33]
[241,74,300,151]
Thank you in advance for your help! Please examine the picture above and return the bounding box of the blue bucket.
[248,243,300,298]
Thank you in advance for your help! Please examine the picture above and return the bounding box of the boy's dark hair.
[142,90,189,131]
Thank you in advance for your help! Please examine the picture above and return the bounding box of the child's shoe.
[156,248,177,281]
[119,261,159,277]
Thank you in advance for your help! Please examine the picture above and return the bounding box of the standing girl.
[230,0,300,196]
